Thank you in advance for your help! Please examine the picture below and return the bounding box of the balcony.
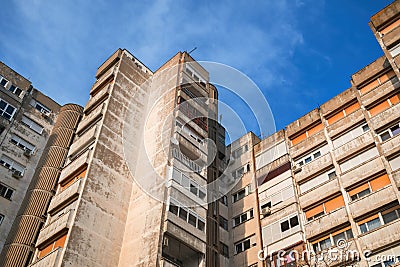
[299,178,340,209]
[30,247,62,267]
[178,87,208,112]
[381,133,400,157]
[304,207,348,238]
[90,66,114,95]
[48,179,84,213]
[370,102,400,130]
[171,148,203,174]
[176,110,207,138]
[289,131,326,160]
[60,149,91,183]
[77,102,106,134]
[178,103,208,132]
[393,169,400,188]
[36,210,74,246]
[382,24,400,48]
[83,85,110,115]
[349,186,397,219]
[333,131,375,162]
[359,219,400,252]
[361,77,400,107]
[295,153,333,184]
[68,125,99,158]
[340,157,385,188]
[327,110,365,138]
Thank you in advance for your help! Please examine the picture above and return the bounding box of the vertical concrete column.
[0,104,82,267]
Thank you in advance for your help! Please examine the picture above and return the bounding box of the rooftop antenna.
[188,47,197,54]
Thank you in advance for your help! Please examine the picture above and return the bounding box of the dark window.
[169,203,178,215]
[362,124,370,132]
[197,219,205,231]
[328,171,337,179]
[314,151,321,158]
[0,79,8,86]
[381,131,391,141]
[280,220,290,232]
[243,239,251,250]
[179,208,188,221]
[289,216,299,227]
[188,213,197,227]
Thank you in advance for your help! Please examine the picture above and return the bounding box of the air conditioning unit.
[23,150,32,157]
[12,170,23,179]
[292,163,302,173]
[261,207,271,217]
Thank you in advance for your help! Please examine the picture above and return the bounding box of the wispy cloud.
[1,0,327,140]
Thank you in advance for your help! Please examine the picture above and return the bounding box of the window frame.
[0,99,16,121]
[232,209,254,227]
[0,183,15,200]
[168,197,206,232]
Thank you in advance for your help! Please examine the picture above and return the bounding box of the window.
[233,209,253,227]
[235,238,252,254]
[332,123,369,148]
[0,183,14,200]
[0,155,25,176]
[280,215,299,232]
[30,99,51,115]
[262,213,301,244]
[312,227,353,253]
[348,174,390,201]
[185,65,206,84]
[220,242,229,257]
[232,185,251,203]
[0,76,8,87]
[232,163,250,179]
[359,70,396,94]
[379,121,400,142]
[219,193,228,206]
[357,205,400,234]
[8,85,22,97]
[0,214,4,225]
[37,234,67,259]
[10,134,35,154]
[21,116,44,134]
[168,198,205,232]
[219,216,228,230]
[389,155,400,171]
[305,195,345,221]
[367,245,400,267]
[0,99,16,120]
[255,141,287,171]
[295,145,329,166]
[340,147,379,173]
[368,93,400,117]
[171,167,206,200]
[290,122,323,146]
[326,102,361,125]
[233,144,249,159]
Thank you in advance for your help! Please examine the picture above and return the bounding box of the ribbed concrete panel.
[23,190,53,217]
[31,167,60,192]
[0,244,32,267]
[0,104,83,267]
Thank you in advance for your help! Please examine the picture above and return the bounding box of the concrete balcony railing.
[333,132,375,162]
[60,149,91,183]
[382,24,400,48]
[359,219,400,252]
[175,110,207,138]
[175,135,207,164]
[48,179,84,213]
[370,103,400,130]
[393,169,400,188]
[381,133,400,157]
[299,178,340,209]
[304,207,348,239]
[290,131,326,160]
[36,210,75,247]
[349,186,397,219]
[340,157,385,189]
[295,153,333,184]
[361,77,400,107]
[90,66,114,95]
[327,109,365,138]
[175,127,207,154]
[30,247,62,267]
[68,125,99,158]
[77,102,106,134]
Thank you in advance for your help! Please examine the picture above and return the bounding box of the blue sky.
[0,0,394,141]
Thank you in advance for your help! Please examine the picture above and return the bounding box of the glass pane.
[289,216,299,227]
[360,223,368,234]
[392,125,400,136]
[381,132,391,141]
[243,240,251,250]
[199,189,206,200]
[314,151,321,158]
[367,218,381,231]
[362,124,370,132]
[0,100,6,110]
[333,232,346,246]
[234,217,240,226]
[236,244,243,254]
[313,243,320,253]
[280,220,289,232]
[346,229,354,239]
[188,213,197,227]
[305,157,312,163]
[179,208,188,221]
[5,189,13,199]
[320,238,332,250]
[358,188,371,198]
[383,210,398,224]
[169,203,179,215]
[197,219,205,231]
[190,183,198,195]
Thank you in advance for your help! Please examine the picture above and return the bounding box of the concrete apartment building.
[0,1,400,267]
[0,62,75,254]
